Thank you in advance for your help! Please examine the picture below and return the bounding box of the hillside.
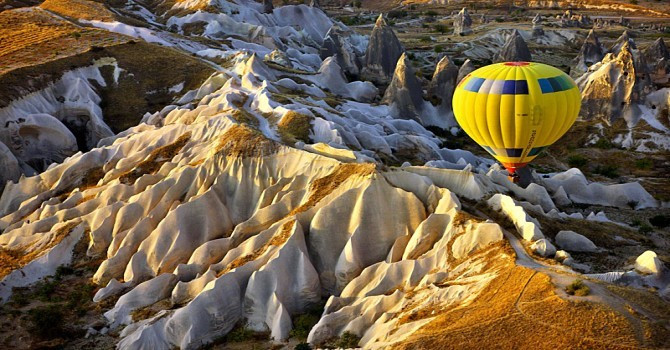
[0,0,669,349]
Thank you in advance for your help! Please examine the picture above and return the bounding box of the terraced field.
[40,0,117,21]
[0,8,128,75]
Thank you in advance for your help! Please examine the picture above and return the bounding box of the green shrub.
[565,280,590,296]
[29,305,64,338]
[434,45,444,53]
[55,265,75,280]
[34,279,58,302]
[594,164,619,178]
[639,224,653,234]
[495,17,504,23]
[290,313,320,340]
[336,331,361,348]
[567,154,587,168]
[425,10,438,16]
[634,158,653,170]
[593,137,613,149]
[649,214,670,228]
[295,342,312,350]
[388,10,408,19]
[434,24,448,34]
[631,218,642,227]
[224,327,255,342]
[419,36,431,43]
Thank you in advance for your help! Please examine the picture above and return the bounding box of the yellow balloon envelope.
[452,62,580,175]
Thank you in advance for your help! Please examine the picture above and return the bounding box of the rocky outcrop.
[320,24,361,77]
[577,42,653,124]
[310,0,320,8]
[531,13,544,38]
[573,29,605,74]
[560,10,591,28]
[555,230,597,252]
[454,7,473,36]
[610,30,636,54]
[457,59,475,84]
[382,53,425,121]
[0,114,78,173]
[494,30,532,63]
[428,55,459,115]
[644,38,670,85]
[0,141,21,191]
[263,0,273,13]
[361,14,404,84]
[264,49,292,68]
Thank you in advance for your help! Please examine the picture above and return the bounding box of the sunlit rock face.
[494,30,532,63]
[361,14,404,84]
[610,30,637,55]
[577,41,653,124]
[453,7,473,36]
[573,29,605,75]
[382,53,425,122]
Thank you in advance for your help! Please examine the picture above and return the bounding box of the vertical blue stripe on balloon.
[505,148,524,157]
[538,78,553,93]
[465,77,486,92]
[515,80,529,94]
[548,77,562,92]
[538,76,575,94]
[502,80,516,94]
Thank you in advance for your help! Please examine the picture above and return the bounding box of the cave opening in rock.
[60,113,91,152]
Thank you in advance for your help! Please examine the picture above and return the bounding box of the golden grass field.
[0,7,128,75]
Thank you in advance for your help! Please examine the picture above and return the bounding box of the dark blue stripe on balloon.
[527,146,546,156]
[502,80,516,94]
[515,80,529,95]
[505,148,524,157]
[466,78,530,95]
[539,75,575,94]
[538,79,553,93]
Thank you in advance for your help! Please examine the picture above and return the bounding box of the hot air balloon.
[452,62,580,182]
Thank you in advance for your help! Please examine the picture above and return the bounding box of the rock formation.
[428,55,459,115]
[0,141,21,191]
[457,58,475,84]
[577,42,653,124]
[264,49,292,67]
[321,24,361,77]
[573,29,605,74]
[0,114,78,173]
[531,13,544,37]
[361,14,404,84]
[454,7,473,36]
[310,0,320,8]
[382,53,425,121]
[644,38,670,85]
[263,0,273,13]
[494,30,532,62]
[610,30,637,54]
